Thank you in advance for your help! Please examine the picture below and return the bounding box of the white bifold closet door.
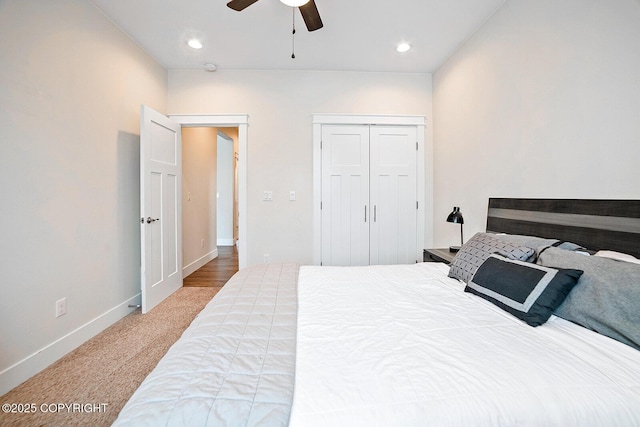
[369,126,417,265]
[321,125,370,266]
[321,124,417,266]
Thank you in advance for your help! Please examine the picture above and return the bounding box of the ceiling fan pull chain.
[291,7,296,59]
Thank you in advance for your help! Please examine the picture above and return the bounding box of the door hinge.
[416,141,418,151]
[320,140,322,150]
[320,201,323,210]
[416,201,419,209]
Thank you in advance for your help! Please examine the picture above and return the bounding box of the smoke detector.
[204,63,217,72]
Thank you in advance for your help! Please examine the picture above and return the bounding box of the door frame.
[312,114,428,265]
[170,114,249,269]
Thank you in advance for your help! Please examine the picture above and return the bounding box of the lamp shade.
[446,207,464,252]
[446,207,464,224]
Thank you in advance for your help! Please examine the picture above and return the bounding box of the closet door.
[321,125,370,266]
[369,126,417,265]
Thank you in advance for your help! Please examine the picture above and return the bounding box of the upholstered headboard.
[487,198,640,259]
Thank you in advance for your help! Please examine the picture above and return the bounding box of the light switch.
[289,191,296,201]
[263,191,273,201]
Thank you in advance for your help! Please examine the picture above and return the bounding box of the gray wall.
[0,0,167,393]
[168,70,434,266]
[433,0,640,247]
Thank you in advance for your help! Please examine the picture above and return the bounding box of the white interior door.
[369,126,417,264]
[321,125,370,266]
[216,132,234,246]
[140,105,182,313]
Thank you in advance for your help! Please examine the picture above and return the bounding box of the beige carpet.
[0,287,218,427]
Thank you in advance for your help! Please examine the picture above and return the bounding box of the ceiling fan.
[227,0,324,32]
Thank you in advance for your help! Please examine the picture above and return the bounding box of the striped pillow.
[448,232,534,284]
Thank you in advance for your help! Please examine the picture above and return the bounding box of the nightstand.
[423,248,456,264]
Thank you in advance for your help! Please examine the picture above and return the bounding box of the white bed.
[115,198,640,426]
[290,262,640,426]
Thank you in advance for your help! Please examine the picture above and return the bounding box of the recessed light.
[188,39,203,49]
[396,43,411,53]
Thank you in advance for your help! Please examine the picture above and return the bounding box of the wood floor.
[183,246,239,288]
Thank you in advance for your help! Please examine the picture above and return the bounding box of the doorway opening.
[169,114,249,271]
[181,126,240,280]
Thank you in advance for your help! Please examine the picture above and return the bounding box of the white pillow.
[594,250,640,265]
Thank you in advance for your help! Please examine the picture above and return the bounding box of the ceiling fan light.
[396,43,411,53]
[280,0,310,7]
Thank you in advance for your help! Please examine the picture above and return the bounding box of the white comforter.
[290,263,640,427]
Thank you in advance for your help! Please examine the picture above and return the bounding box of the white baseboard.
[0,294,141,396]
[182,248,218,278]
[217,238,235,246]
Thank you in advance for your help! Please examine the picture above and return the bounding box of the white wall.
[432,0,640,247]
[168,70,433,266]
[0,0,167,394]
[182,127,218,276]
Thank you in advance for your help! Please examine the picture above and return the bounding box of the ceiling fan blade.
[299,0,323,31]
[227,0,260,11]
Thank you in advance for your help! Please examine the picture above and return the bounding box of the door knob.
[145,217,160,224]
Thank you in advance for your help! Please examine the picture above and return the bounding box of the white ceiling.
[89,0,505,73]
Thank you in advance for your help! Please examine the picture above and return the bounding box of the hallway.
[183,246,239,288]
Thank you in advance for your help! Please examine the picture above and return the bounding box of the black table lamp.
[446,207,464,252]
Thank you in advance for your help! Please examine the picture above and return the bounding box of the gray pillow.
[491,234,589,260]
[448,232,534,284]
[466,254,582,326]
[491,233,559,250]
[537,246,640,350]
